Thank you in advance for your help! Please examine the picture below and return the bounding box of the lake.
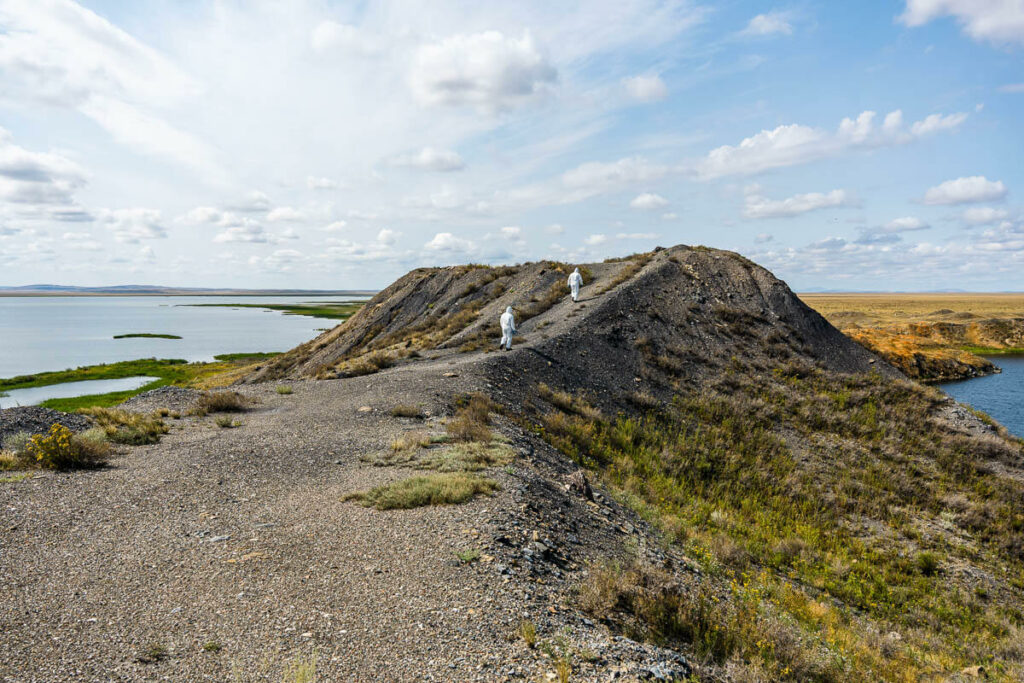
[939,355,1024,439]
[0,376,158,409]
[0,296,367,379]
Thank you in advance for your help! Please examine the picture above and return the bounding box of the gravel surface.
[0,406,93,445]
[0,349,689,681]
[118,386,201,415]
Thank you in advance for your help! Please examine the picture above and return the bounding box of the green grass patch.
[0,472,32,483]
[344,472,498,510]
[0,356,275,412]
[186,301,364,320]
[960,345,1024,356]
[113,333,182,339]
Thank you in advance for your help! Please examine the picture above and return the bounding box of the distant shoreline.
[0,291,376,297]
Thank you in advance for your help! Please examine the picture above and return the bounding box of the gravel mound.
[0,406,93,446]
[118,385,200,414]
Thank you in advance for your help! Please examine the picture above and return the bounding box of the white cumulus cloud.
[391,147,465,172]
[743,189,854,219]
[740,12,794,37]
[899,0,1024,46]
[410,31,557,112]
[97,208,167,243]
[629,193,669,210]
[694,109,968,179]
[961,207,1010,225]
[923,176,1007,204]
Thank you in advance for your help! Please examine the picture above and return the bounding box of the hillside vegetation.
[242,245,1024,679]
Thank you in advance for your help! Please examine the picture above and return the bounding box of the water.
[0,377,158,409]
[0,295,367,379]
[939,356,1024,438]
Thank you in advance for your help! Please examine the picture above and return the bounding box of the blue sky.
[0,0,1021,290]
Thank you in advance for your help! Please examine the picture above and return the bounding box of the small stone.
[210,535,231,543]
[357,406,372,413]
[443,372,458,378]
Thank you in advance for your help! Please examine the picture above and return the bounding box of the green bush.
[23,424,110,470]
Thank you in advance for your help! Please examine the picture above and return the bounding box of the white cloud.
[500,226,522,238]
[226,191,272,213]
[962,207,1010,225]
[391,147,465,172]
[740,12,794,37]
[96,208,167,243]
[899,0,1024,46]
[694,109,968,179]
[546,223,565,234]
[883,216,930,232]
[306,176,342,190]
[376,228,399,245]
[855,216,931,244]
[755,233,773,243]
[743,188,854,219]
[425,232,475,252]
[662,212,679,220]
[0,127,87,207]
[410,31,557,112]
[0,1,221,177]
[584,234,607,245]
[310,21,380,56]
[629,192,669,210]
[910,112,969,135]
[322,220,348,232]
[623,75,668,102]
[266,206,306,222]
[923,176,1007,204]
[999,83,1024,93]
[616,232,659,239]
[213,225,267,243]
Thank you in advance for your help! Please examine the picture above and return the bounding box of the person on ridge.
[567,267,583,303]
[499,306,517,351]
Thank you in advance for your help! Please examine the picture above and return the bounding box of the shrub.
[196,391,249,414]
[518,620,538,648]
[343,473,498,510]
[2,431,32,457]
[390,431,433,452]
[446,394,494,443]
[456,548,481,563]
[916,551,940,576]
[80,407,168,445]
[276,385,293,395]
[24,424,110,469]
[390,404,424,418]
[215,416,239,428]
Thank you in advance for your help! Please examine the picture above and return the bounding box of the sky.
[0,0,1022,291]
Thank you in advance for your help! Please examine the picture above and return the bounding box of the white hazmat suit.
[567,267,583,302]
[499,306,517,350]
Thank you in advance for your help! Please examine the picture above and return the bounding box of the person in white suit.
[499,306,517,350]
[567,267,583,302]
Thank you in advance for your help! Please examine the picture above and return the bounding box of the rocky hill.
[4,245,1024,682]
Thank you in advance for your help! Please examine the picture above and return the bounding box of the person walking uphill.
[499,306,517,351]
[568,267,583,302]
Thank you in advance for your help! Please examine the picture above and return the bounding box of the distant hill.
[0,284,376,296]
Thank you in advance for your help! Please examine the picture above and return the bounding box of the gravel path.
[0,351,689,682]
[0,406,93,445]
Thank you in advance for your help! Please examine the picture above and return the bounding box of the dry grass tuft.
[78,407,168,445]
[343,472,499,510]
[390,404,424,418]
[195,390,250,414]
